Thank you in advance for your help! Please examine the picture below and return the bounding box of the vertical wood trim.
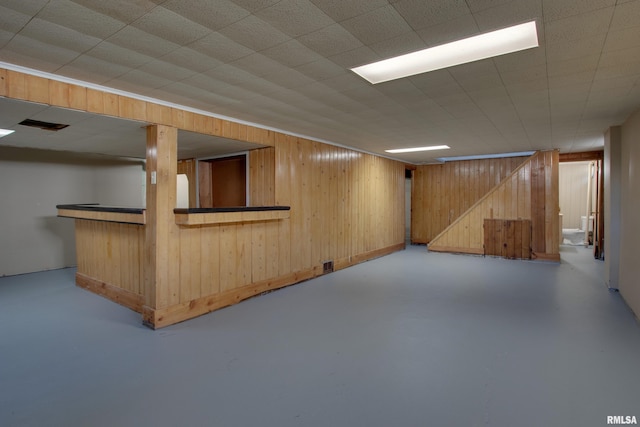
[143,125,179,319]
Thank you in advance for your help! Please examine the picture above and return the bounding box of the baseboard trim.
[76,272,143,313]
[143,242,405,329]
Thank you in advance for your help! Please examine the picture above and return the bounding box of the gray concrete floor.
[1,245,639,427]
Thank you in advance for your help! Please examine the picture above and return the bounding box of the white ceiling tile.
[19,18,102,54]
[544,7,613,44]
[107,26,181,57]
[162,0,250,31]
[329,45,379,68]
[57,56,130,84]
[255,0,334,37]
[603,26,640,53]
[393,0,471,31]
[297,24,363,57]
[159,47,223,73]
[610,0,640,31]
[218,15,290,51]
[131,7,211,45]
[294,58,347,81]
[546,34,607,62]
[261,40,324,68]
[474,0,542,31]
[543,0,616,22]
[262,67,317,89]
[189,32,254,63]
[1,34,81,71]
[415,13,478,47]
[110,69,174,92]
[37,0,125,39]
[547,55,600,77]
[310,0,388,21]
[229,0,282,13]
[368,31,425,58]
[86,42,155,69]
[137,60,198,81]
[341,5,414,45]
[0,5,32,34]
[549,71,594,90]
[500,64,547,85]
[593,60,640,81]
[465,0,514,13]
[232,53,289,77]
[70,0,161,24]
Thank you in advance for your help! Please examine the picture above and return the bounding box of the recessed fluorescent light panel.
[436,151,535,162]
[386,145,450,154]
[351,21,538,84]
[0,129,15,138]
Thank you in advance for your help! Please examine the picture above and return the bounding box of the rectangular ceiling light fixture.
[0,128,15,138]
[436,151,535,162]
[351,21,538,84]
[386,145,450,154]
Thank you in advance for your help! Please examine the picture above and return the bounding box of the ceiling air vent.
[18,119,69,131]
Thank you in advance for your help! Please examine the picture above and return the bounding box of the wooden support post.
[142,125,179,328]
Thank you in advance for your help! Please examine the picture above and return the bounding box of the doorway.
[559,154,604,259]
[198,154,247,208]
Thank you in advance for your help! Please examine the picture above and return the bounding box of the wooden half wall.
[428,151,560,261]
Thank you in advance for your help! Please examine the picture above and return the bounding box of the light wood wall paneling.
[249,147,276,206]
[3,66,407,327]
[428,151,560,261]
[411,156,529,244]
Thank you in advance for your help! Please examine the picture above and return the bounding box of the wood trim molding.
[76,273,144,313]
[142,242,405,329]
[427,245,484,255]
[58,208,145,224]
[175,209,290,226]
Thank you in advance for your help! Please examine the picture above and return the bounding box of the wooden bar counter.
[58,203,292,328]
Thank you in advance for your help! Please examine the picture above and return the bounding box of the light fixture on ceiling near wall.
[0,129,15,138]
[385,145,450,153]
[351,21,539,84]
[436,151,535,162]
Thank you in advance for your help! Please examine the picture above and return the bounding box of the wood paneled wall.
[411,156,528,244]
[429,151,560,261]
[4,66,407,328]
[74,219,144,311]
[249,147,276,206]
[274,134,406,273]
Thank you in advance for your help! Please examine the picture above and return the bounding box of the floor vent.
[323,261,334,274]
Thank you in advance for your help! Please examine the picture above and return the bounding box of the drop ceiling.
[1,0,639,163]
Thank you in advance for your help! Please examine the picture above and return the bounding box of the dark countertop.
[56,204,145,215]
[174,206,290,214]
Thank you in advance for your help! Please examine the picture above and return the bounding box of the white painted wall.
[559,162,590,229]
[0,147,144,276]
[619,110,640,317]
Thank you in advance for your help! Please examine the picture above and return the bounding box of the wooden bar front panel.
[75,219,144,311]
